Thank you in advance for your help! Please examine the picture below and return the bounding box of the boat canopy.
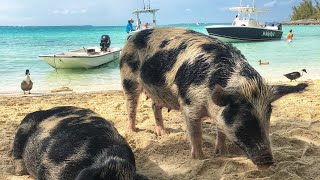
[132,8,159,14]
[130,0,159,29]
[229,7,270,14]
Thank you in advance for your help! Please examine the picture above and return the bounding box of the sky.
[0,0,301,26]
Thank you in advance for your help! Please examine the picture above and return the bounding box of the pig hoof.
[214,147,227,156]
[127,124,137,132]
[214,142,227,155]
[155,126,166,136]
[191,150,204,159]
[15,160,28,176]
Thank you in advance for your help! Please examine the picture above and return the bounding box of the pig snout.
[241,142,274,169]
[251,154,274,170]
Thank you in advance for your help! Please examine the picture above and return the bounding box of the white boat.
[127,0,159,39]
[39,35,121,69]
[205,0,283,42]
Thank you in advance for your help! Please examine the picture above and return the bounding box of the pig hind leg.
[121,58,142,132]
[122,79,141,132]
[152,101,166,136]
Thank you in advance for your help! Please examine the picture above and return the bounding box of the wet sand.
[1,80,320,180]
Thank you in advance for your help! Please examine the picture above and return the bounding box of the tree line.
[291,0,320,20]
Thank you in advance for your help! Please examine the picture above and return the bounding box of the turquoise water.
[0,25,319,94]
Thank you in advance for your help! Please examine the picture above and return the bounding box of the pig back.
[14,106,135,180]
[122,27,255,108]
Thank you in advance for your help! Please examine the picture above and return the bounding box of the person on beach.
[126,18,135,33]
[232,15,240,26]
[287,29,293,42]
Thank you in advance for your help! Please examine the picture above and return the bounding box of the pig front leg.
[151,101,166,136]
[215,129,227,155]
[183,110,204,159]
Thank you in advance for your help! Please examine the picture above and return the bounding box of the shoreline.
[1,78,316,97]
[282,19,320,25]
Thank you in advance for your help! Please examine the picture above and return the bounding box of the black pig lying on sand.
[12,106,147,180]
[120,27,308,169]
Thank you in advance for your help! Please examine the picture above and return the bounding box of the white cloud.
[264,0,294,7]
[185,8,192,12]
[52,9,87,15]
[264,0,277,7]
[279,0,295,5]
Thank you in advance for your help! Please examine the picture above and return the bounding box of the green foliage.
[291,0,320,20]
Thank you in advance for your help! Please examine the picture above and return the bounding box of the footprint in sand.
[308,120,320,132]
[287,128,320,146]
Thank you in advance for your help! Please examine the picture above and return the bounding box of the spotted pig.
[120,27,308,168]
[12,106,148,180]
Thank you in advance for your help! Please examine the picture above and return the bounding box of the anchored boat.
[205,0,283,42]
[39,35,121,69]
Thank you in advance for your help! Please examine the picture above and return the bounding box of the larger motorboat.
[205,0,283,42]
[127,0,159,39]
[39,35,121,69]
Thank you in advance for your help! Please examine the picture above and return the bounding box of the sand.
[1,80,320,180]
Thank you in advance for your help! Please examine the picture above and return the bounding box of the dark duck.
[284,69,307,81]
[21,69,33,94]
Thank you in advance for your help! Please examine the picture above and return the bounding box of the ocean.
[0,25,319,94]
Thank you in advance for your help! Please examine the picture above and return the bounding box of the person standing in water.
[287,29,293,42]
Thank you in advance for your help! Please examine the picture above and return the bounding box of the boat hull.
[206,26,283,42]
[39,48,121,69]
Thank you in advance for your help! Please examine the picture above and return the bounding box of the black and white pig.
[120,27,308,169]
[12,106,148,180]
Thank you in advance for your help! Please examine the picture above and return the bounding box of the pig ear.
[75,168,99,180]
[271,83,308,102]
[212,85,234,106]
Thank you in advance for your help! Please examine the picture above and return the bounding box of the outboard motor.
[100,35,111,51]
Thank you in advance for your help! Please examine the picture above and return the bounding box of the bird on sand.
[258,60,270,65]
[21,69,33,94]
[284,69,307,82]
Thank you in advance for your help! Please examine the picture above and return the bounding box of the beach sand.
[1,80,320,180]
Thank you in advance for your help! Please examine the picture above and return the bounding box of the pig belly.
[143,84,180,110]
